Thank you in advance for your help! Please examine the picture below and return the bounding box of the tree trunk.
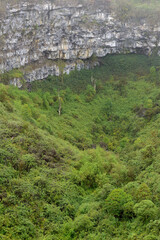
[58,94,62,116]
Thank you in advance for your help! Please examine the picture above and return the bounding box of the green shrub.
[22,104,32,120]
[106,188,134,218]
[73,214,93,233]
[19,154,36,172]
[147,220,160,235]
[0,84,10,102]
[3,100,14,112]
[85,85,96,102]
[135,183,151,202]
[134,200,157,222]
[143,235,158,240]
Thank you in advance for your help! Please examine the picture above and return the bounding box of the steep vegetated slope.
[1,55,160,239]
[1,0,160,85]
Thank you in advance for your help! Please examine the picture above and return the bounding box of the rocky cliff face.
[0,1,160,86]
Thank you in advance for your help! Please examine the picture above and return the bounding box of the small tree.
[58,92,63,116]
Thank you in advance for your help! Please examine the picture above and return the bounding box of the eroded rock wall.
[0,0,160,84]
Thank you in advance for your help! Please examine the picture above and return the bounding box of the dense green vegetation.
[1,54,160,239]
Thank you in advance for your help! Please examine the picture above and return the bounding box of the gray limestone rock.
[0,1,160,84]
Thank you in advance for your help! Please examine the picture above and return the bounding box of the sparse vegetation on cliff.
[0,69,24,85]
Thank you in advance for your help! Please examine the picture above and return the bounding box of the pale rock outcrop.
[0,0,159,85]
